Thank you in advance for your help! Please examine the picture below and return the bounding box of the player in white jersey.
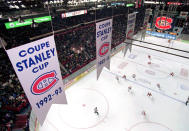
[128,86,132,92]
[132,74,136,80]
[94,107,99,116]
[186,96,189,106]
[157,83,161,90]
[116,75,119,82]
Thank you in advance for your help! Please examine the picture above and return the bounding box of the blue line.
[105,70,185,104]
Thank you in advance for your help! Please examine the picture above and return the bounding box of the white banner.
[143,8,151,29]
[96,19,112,80]
[124,12,136,56]
[6,36,67,125]
[141,8,151,40]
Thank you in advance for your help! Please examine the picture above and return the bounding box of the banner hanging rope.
[0,37,6,50]
[47,5,55,36]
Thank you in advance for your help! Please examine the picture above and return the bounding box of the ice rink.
[38,36,189,131]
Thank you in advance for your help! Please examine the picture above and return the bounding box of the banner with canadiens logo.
[6,35,67,125]
[96,19,112,80]
[141,8,151,40]
[124,12,136,56]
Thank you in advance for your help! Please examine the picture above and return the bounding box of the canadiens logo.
[31,70,59,95]
[127,29,133,39]
[155,17,173,30]
[99,43,109,57]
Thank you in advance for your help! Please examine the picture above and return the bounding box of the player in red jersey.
[122,75,126,80]
[148,55,151,60]
[147,92,152,97]
[141,110,146,116]
[148,55,151,65]
[170,72,174,77]
[168,39,171,43]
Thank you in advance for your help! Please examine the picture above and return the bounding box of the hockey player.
[122,75,126,80]
[157,83,161,90]
[148,55,151,65]
[168,39,171,43]
[116,75,119,82]
[170,72,174,77]
[147,92,152,97]
[167,39,174,52]
[141,110,147,119]
[128,86,132,92]
[148,55,151,60]
[148,61,151,65]
[186,96,189,106]
[141,110,146,116]
[94,107,99,116]
[132,74,136,80]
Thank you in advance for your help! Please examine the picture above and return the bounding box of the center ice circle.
[129,122,172,131]
[57,88,109,129]
[136,58,171,79]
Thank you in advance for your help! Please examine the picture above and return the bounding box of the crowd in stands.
[55,9,139,78]
[0,6,145,130]
[0,50,29,130]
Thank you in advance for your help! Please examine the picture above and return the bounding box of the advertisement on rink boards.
[124,12,136,56]
[146,31,176,40]
[96,19,112,80]
[6,36,67,125]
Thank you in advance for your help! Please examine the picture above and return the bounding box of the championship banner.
[124,12,136,56]
[6,36,67,125]
[142,8,151,40]
[135,0,139,8]
[96,19,112,80]
[138,0,142,8]
[143,8,151,29]
[151,6,160,31]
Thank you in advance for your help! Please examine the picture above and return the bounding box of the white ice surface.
[38,36,189,131]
